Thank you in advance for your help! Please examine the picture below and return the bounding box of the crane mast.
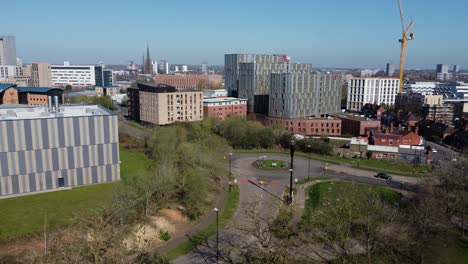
[397,0,414,93]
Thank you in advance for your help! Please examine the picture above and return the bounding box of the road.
[425,140,459,162]
[173,153,420,263]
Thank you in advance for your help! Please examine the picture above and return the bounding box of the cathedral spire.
[144,44,153,74]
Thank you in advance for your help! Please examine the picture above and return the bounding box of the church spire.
[144,44,153,74]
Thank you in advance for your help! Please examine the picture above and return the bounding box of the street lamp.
[214,208,219,264]
[229,153,233,178]
[289,140,295,205]
[307,144,311,180]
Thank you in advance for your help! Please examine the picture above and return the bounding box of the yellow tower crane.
[397,0,414,93]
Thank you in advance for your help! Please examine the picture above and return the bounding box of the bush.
[159,230,171,241]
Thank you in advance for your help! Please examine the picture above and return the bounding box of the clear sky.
[3,0,467,69]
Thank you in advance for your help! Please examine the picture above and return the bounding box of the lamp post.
[229,153,232,178]
[289,140,295,205]
[307,144,311,180]
[214,208,219,264]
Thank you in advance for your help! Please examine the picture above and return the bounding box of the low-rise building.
[203,89,228,98]
[96,86,119,97]
[0,104,120,197]
[203,97,247,120]
[155,74,223,90]
[17,87,64,106]
[334,113,381,136]
[264,116,342,136]
[0,83,18,104]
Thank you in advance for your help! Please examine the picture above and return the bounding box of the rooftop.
[17,87,63,93]
[203,97,247,103]
[0,83,16,94]
[0,105,112,121]
[333,113,378,122]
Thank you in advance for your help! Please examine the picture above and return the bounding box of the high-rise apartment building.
[103,69,113,87]
[0,104,120,197]
[269,73,342,118]
[346,78,400,111]
[436,64,452,81]
[225,54,311,114]
[454,65,460,73]
[386,63,395,77]
[29,62,52,87]
[0,36,17,65]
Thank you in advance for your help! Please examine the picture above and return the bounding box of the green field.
[256,159,287,169]
[0,147,153,241]
[304,181,401,212]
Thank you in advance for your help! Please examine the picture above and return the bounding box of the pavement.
[172,153,421,263]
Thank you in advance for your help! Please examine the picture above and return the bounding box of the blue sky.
[3,0,467,68]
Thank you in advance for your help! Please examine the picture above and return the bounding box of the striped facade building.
[0,104,120,197]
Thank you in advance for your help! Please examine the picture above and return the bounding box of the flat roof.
[333,113,378,121]
[203,97,247,103]
[0,105,112,121]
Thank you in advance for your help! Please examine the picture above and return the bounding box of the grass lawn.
[234,149,431,176]
[296,176,332,185]
[164,186,240,259]
[426,232,468,264]
[0,147,153,241]
[304,181,401,211]
[256,159,288,169]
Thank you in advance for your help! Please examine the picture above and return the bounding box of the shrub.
[159,230,171,241]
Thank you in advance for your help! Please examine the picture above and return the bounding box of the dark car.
[374,173,392,180]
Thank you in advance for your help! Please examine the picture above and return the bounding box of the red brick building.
[263,116,342,136]
[371,125,422,146]
[203,97,247,120]
[155,75,223,91]
[334,113,381,136]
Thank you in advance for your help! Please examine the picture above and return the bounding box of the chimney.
[398,123,402,131]
[415,126,419,135]
[54,95,59,112]
[390,123,394,133]
[48,96,52,112]
[385,129,389,135]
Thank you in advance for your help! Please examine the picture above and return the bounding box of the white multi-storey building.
[0,65,23,81]
[347,78,400,111]
[51,64,100,88]
[404,82,438,95]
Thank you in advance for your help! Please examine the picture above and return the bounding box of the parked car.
[374,173,392,180]
[432,148,438,153]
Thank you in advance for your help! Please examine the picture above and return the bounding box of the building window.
[389,139,393,145]
[403,140,408,144]
[58,177,65,188]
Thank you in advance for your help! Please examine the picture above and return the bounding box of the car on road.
[374,173,392,180]
[432,148,437,153]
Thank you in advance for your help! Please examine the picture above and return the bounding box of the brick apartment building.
[127,83,203,125]
[334,113,381,136]
[263,116,342,136]
[203,97,247,120]
[155,75,223,91]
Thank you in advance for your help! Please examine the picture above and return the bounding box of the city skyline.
[2,0,468,68]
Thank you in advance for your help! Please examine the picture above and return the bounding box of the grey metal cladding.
[41,119,49,149]
[51,148,59,171]
[77,168,83,185]
[35,149,43,173]
[61,169,68,187]
[6,121,15,152]
[88,117,96,145]
[23,120,33,150]
[11,175,19,194]
[112,143,118,164]
[82,145,90,167]
[106,165,112,182]
[97,144,104,166]
[29,173,36,192]
[17,151,26,175]
[45,171,52,190]
[73,118,81,146]
[0,152,8,176]
[92,166,98,183]
[67,146,74,169]
[103,116,110,144]
[57,118,65,147]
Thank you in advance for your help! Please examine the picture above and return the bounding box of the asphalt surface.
[173,153,420,263]
[425,140,459,163]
